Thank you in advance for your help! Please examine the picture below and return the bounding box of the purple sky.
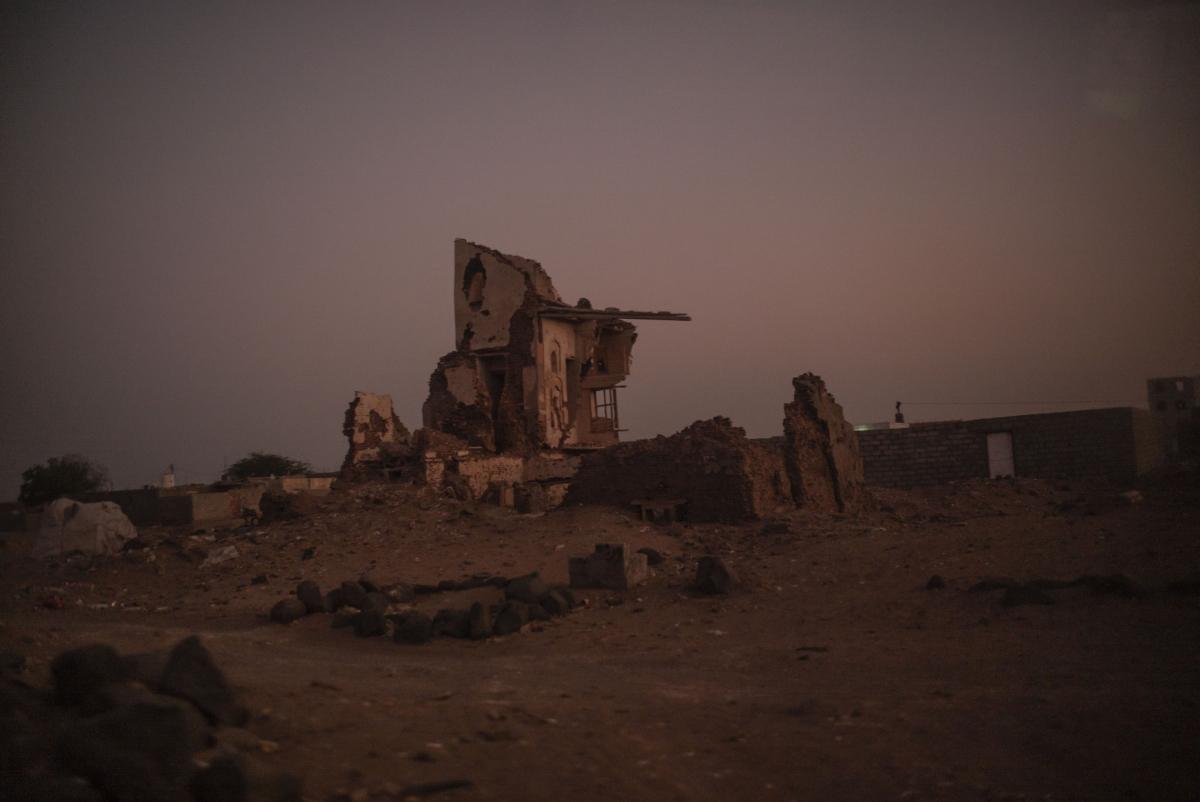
[2,1,1198,495]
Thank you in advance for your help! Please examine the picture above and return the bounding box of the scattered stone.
[362,592,390,614]
[358,577,382,594]
[432,609,471,639]
[527,603,551,622]
[300,546,316,560]
[158,635,247,726]
[51,644,130,706]
[468,602,492,640]
[353,609,387,638]
[250,574,268,585]
[393,612,434,644]
[339,581,370,610]
[190,753,302,802]
[693,555,738,595]
[926,575,946,590]
[296,581,324,614]
[325,587,348,612]
[637,547,665,566]
[200,545,240,569]
[493,602,529,636]
[269,599,308,624]
[569,543,648,590]
[385,583,416,603]
[505,573,550,604]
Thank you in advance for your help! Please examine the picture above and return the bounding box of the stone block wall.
[859,407,1165,487]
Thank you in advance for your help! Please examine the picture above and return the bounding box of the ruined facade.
[423,239,688,454]
[341,391,411,479]
[567,375,867,521]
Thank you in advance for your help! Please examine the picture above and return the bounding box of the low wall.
[858,407,1165,488]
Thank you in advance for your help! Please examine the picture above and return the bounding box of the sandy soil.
[2,476,1198,802]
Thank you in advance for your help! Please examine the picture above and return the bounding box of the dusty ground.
[2,475,1199,802]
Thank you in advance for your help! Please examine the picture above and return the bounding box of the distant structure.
[1147,375,1199,459]
[160,464,176,489]
[423,239,690,452]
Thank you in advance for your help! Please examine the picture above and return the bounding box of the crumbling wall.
[453,238,561,351]
[342,391,411,480]
[782,373,867,512]
[422,353,496,450]
[565,417,793,522]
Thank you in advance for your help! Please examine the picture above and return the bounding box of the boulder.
[393,612,433,645]
[353,609,387,638]
[468,602,492,640]
[34,499,137,558]
[51,644,130,707]
[269,599,307,624]
[432,609,471,639]
[158,636,246,726]
[295,581,324,614]
[569,544,647,590]
[339,581,370,610]
[493,602,529,636]
[505,574,549,604]
[540,591,570,617]
[693,556,738,595]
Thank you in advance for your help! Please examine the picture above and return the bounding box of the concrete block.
[568,543,648,590]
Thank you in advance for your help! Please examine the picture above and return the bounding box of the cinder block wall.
[859,407,1164,488]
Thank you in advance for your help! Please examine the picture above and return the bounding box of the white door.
[987,432,1015,478]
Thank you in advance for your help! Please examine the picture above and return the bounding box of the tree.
[224,452,311,481]
[19,454,110,506]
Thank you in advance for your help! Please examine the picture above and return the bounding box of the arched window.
[462,256,486,311]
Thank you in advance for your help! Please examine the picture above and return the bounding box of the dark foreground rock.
[296,581,324,614]
[191,753,303,802]
[269,599,308,624]
[693,556,738,595]
[159,635,247,726]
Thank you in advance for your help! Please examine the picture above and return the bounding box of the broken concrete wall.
[342,391,411,480]
[565,417,793,522]
[422,353,496,450]
[782,373,867,513]
[453,238,561,352]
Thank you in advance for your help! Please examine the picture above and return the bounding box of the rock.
[212,726,265,754]
[432,609,471,639]
[569,543,648,590]
[330,613,356,629]
[493,602,529,636]
[56,695,209,802]
[693,555,738,595]
[158,636,246,726]
[358,577,382,594]
[637,547,665,566]
[385,583,416,603]
[436,579,457,592]
[393,612,433,645]
[527,603,551,622]
[296,581,324,614]
[468,602,492,640]
[51,644,130,706]
[269,599,307,624]
[250,574,268,585]
[200,546,240,570]
[122,650,168,688]
[454,574,494,591]
[540,590,570,617]
[968,577,1015,593]
[926,575,946,590]
[353,609,387,638]
[1000,584,1055,607]
[190,753,302,802]
[362,592,390,614]
[324,587,348,613]
[300,547,316,560]
[339,581,370,610]
[505,573,550,604]
[34,499,137,558]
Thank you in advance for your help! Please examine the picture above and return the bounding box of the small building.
[856,407,1165,488]
[1147,375,1199,460]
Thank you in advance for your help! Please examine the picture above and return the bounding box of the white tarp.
[34,498,137,558]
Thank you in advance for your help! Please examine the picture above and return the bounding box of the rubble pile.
[270,573,579,642]
[782,373,867,513]
[0,636,300,802]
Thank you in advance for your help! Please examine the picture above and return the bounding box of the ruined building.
[423,239,689,453]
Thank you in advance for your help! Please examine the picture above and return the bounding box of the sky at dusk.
[2,1,1198,496]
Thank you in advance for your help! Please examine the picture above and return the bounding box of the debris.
[199,546,239,569]
[35,498,138,558]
